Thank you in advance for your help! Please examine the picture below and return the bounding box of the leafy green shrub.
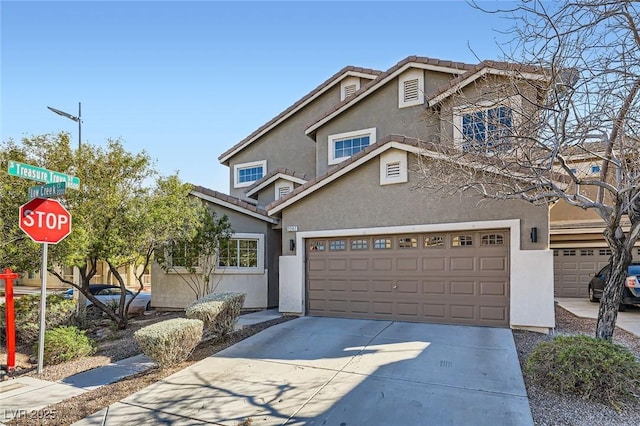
[525,335,640,405]
[34,326,96,366]
[0,294,75,344]
[134,318,203,368]
[185,292,245,337]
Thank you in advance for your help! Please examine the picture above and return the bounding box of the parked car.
[588,263,640,310]
[63,284,152,312]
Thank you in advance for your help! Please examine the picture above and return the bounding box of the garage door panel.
[450,281,475,295]
[396,280,418,294]
[397,258,419,271]
[423,257,446,271]
[307,230,510,326]
[423,280,447,295]
[450,257,475,271]
[373,258,393,270]
[480,257,507,271]
[480,281,508,296]
[350,258,369,270]
[450,305,475,320]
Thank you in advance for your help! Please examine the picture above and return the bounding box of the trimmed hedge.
[0,294,75,344]
[525,335,640,405]
[185,292,245,337]
[134,318,203,368]
[34,326,96,366]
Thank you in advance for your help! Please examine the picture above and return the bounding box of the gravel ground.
[3,306,640,425]
[515,304,640,426]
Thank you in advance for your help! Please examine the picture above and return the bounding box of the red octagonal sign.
[19,198,72,244]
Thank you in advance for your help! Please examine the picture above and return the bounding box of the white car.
[63,285,152,312]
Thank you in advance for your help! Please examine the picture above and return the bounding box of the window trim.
[328,127,376,165]
[398,68,424,108]
[217,233,265,275]
[233,160,267,188]
[452,97,520,151]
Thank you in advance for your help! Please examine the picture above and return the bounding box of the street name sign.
[19,198,72,244]
[28,182,66,200]
[7,161,80,190]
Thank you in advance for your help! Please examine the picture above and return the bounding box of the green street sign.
[28,182,66,199]
[7,160,80,190]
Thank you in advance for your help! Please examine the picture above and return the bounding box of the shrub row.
[134,318,203,368]
[0,294,75,344]
[34,326,96,366]
[185,292,246,337]
[526,334,640,406]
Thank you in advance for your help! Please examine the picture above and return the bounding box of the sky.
[1,1,517,193]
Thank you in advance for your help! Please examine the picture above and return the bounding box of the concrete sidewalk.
[556,298,640,336]
[0,309,281,424]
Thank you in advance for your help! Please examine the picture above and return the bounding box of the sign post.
[18,198,72,374]
[0,269,19,371]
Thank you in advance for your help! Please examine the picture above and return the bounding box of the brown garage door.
[553,248,611,298]
[306,230,510,326]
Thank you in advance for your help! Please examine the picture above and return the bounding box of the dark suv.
[588,262,640,310]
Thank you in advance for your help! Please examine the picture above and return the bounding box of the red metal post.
[1,268,19,371]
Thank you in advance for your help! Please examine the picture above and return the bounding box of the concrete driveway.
[76,317,533,425]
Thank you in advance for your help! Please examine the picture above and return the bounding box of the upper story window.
[591,165,601,174]
[340,76,360,101]
[461,106,512,152]
[328,128,377,165]
[454,99,519,153]
[398,69,424,108]
[233,160,266,188]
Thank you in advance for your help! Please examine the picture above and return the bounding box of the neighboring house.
[153,55,557,332]
[19,263,149,290]
[550,142,637,299]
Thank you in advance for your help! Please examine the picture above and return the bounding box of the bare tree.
[417,0,640,340]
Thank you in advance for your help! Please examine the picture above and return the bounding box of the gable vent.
[403,79,419,102]
[386,162,401,178]
[278,186,291,199]
[344,84,357,99]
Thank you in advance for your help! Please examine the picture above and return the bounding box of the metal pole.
[37,243,48,375]
[78,102,82,151]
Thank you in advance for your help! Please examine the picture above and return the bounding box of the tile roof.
[191,185,272,218]
[304,56,476,135]
[218,65,382,163]
[245,168,309,193]
[426,60,548,106]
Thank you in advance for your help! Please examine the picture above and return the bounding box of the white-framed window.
[379,149,408,185]
[453,98,519,153]
[217,233,264,273]
[398,69,424,108]
[340,76,360,101]
[328,127,376,165]
[233,160,266,188]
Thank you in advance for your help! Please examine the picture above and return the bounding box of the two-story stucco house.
[153,55,557,332]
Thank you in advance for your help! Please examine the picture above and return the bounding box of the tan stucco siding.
[279,155,549,254]
[151,202,278,310]
[314,71,452,176]
[227,85,342,198]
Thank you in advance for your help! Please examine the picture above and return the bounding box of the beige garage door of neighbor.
[553,248,612,298]
[306,230,510,326]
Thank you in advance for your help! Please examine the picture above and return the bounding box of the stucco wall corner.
[510,249,555,330]
[279,255,303,314]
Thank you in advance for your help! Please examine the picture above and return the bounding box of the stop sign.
[19,198,72,244]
